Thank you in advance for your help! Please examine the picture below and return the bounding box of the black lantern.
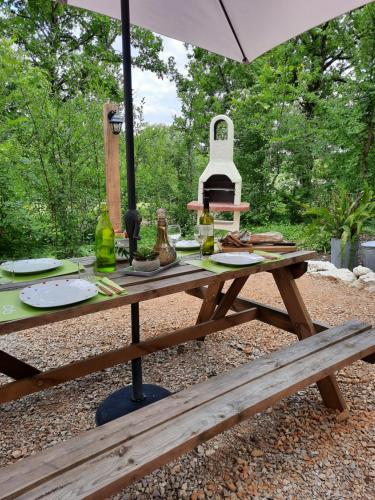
[108,109,123,135]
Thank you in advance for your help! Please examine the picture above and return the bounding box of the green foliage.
[305,183,375,250]
[175,5,375,223]
[134,246,159,261]
[0,2,374,260]
[0,0,170,99]
[0,1,171,259]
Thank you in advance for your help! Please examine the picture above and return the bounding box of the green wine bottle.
[200,195,215,256]
[95,202,116,273]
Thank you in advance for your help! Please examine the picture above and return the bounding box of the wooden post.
[272,267,347,411]
[103,102,122,232]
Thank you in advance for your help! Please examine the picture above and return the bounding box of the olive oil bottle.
[199,195,214,256]
[153,208,176,266]
[95,202,116,273]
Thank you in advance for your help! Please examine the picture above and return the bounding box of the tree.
[172,5,375,223]
[0,0,171,99]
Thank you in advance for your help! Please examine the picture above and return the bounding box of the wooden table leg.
[196,281,224,341]
[213,276,249,319]
[195,276,249,341]
[272,267,347,411]
[196,282,224,324]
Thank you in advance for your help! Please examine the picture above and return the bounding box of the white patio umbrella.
[58,0,373,424]
[63,0,372,63]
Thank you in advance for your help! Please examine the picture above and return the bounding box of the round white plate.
[1,258,62,275]
[20,279,97,308]
[210,252,265,266]
[175,240,200,250]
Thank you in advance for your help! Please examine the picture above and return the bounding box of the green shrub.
[304,183,375,251]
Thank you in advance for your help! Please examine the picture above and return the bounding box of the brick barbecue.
[187,115,249,232]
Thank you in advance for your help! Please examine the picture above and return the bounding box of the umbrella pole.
[121,0,143,403]
[96,0,171,425]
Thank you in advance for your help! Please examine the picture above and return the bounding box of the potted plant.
[305,183,375,270]
[132,246,160,272]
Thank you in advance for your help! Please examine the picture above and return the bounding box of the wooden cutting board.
[218,242,297,253]
[219,245,253,253]
[252,244,297,253]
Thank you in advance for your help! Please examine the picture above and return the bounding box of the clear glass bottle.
[153,208,176,266]
[199,195,215,255]
[95,202,116,273]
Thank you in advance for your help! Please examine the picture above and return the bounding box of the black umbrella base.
[95,384,172,426]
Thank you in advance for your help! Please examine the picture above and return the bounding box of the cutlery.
[254,251,280,260]
[99,277,126,294]
[96,283,114,296]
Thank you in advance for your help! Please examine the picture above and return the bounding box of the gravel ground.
[0,273,374,499]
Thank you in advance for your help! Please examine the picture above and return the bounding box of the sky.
[116,36,189,125]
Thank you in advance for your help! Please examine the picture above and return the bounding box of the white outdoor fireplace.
[187,115,249,231]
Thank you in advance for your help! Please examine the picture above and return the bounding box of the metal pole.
[120,0,144,402]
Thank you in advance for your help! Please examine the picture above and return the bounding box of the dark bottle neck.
[203,196,210,212]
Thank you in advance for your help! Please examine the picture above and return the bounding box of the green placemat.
[0,259,85,284]
[0,285,115,323]
[186,251,284,274]
[185,259,248,274]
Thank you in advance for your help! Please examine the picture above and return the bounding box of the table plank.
[0,262,201,292]
[0,251,316,336]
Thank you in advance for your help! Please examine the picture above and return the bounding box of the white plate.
[19,279,97,308]
[1,258,62,275]
[175,240,200,250]
[210,252,265,266]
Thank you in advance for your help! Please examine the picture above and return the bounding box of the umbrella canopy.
[63,0,372,63]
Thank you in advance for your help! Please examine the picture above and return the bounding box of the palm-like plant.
[305,183,375,251]
[134,246,159,261]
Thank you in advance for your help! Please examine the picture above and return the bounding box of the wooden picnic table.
[0,250,347,411]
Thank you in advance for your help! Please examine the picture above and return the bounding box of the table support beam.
[0,350,40,379]
[213,276,249,319]
[196,282,224,323]
[187,288,329,334]
[195,276,248,342]
[196,281,224,342]
[272,267,347,411]
[0,307,258,404]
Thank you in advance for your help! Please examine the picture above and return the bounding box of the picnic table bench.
[0,250,374,498]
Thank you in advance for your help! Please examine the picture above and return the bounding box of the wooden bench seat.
[0,320,374,499]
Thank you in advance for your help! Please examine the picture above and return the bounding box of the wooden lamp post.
[103,102,123,233]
